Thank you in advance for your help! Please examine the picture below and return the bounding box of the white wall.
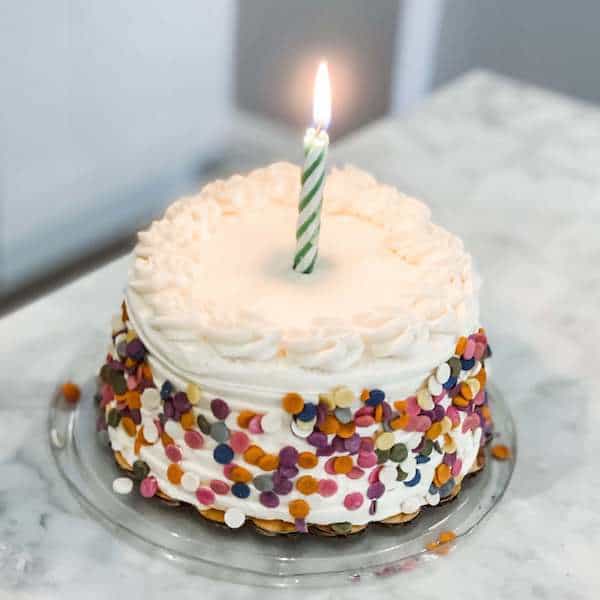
[0,1,235,290]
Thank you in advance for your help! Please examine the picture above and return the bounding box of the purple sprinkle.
[443,452,457,466]
[211,398,230,420]
[130,409,142,425]
[316,403,328,426]
[369,500,377,515]
[164,400,175,419]
[271,470,283,486]
[279,465,299,479]
[108,359,125,372]
[295,518,308,533]
[332,436,346,453]
[381,402,392,420]
[273,478,293,495]
[279,446,299,467]
[367,481,385,500]
[307,431,328,448]
[448,385,460,398]
[259,491,280,508]
[344,434,361,454]
[126,338,146,361]
[173,392,191,413]
[432,405,445,422]
[316,445,335,457]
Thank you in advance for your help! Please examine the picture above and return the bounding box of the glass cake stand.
[49,357,516,587]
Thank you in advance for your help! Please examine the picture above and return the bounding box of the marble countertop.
[1,71,598,598]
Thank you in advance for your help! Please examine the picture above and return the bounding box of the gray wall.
[235,0,399,140]
[0,1,234,290]
[433,0,600,104]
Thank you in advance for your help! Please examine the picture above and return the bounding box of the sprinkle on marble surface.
[112,477,133,495]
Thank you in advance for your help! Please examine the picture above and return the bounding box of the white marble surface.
[1,71,599,598]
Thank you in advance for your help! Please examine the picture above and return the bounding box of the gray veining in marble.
[1,71,599,598]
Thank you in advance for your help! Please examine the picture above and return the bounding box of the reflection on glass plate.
[49,358,515,587]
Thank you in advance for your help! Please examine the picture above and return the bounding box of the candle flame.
[313,61,332,131]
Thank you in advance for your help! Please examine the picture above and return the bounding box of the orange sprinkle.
[337,421,356,439]
[460,382,474,400]
[434,463,451,487]
[121,416,136,437]
[360,389,370,402]
[319,415,340,435]
[296,475,319,495]
[476,368,487,387]
[439,530,457,544]
[121,301,129,322]
[390,414,410,430]
[167,463,183,484]
[257,453,279,471]
[229,466,253,483]
[455,336,467,355]
[289,499,310,519]
[125,358,136,370]
[491,444,512,460]
[134,429,144,455]
[426,422,442,440]
[426,530,457,555]
[374,403,384,423]
[452,395,470,408]
[180,411,195,430]
[481,405,492,422]
[61,382,81,404]
[142,364,153,380]
[298,451,318,469]
[282,392,304,415]
[243,445,265,465]
[333,456,353,474]
[237,410,256,429]
[394,400,407,412]
[126,391,141,410]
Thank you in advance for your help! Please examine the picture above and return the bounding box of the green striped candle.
[293,62,331,274]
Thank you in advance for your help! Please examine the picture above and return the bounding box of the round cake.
[99,162,493,535]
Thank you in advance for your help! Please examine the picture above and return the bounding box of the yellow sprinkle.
[186,382,202,405]
[417,388,434,410]
[333,386,355,408]
[376,432,395,451]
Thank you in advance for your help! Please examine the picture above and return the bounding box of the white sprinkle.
[141,418,159,443]
[469,360,482,377]
[290,419,312,439]
[295,416,316,431]
[435,362,451,384]
[164,420,182,439]
[260,411,283,433]
[427,375,443,396]
[379,465,397,486]
[50,428,65,449]
[426,492,440,506]
[112,477,133,495]
[141,388,161,411]
[181,472,200,492]
[224,508,246,529]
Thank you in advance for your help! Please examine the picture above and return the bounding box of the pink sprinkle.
[405,396,420,416]
[346,466,365,480]
[196,487,215,505]
[344,492,364,510]
[446,406,460,427]
[127,375,138,391]
[229,431,250,454]
[474,342,486,360]
[210,479,230,495]
[354,406,374,418]
[140,476,158,498]
[463,338,476,359]
[368,466,382,484]
[357,451,377,468]
[318,479,338,497]
[462,414,480,433]
[324,457,337,475]
[184,430,204,449]
[248,415,263,434]
[100,384,114,408]
[355,415,375,427]
[165,444,182,462]
[452,459,463,477]
[414,415,432,432]
[473,390,485,406]
[359,437,374,453]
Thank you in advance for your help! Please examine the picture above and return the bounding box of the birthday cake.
[98,162,493,535]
